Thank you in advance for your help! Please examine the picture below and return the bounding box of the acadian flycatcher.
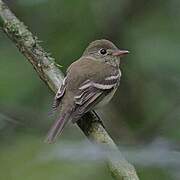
[46,39,129,143]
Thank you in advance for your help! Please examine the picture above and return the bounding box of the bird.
[46,39,129,143]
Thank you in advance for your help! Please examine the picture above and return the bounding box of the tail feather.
[45,112,71,143]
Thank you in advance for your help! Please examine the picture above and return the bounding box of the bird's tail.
[45,110,72,143]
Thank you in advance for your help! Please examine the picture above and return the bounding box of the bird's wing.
[71,77,119,122]
[64,58,121,122]
[51,77,67,113]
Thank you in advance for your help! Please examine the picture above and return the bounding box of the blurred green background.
[0,0,180,179]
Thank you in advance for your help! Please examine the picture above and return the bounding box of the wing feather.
[72,78,119,123]
[52,78,66,112]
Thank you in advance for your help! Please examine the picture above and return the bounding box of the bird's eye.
[99,48,107,55]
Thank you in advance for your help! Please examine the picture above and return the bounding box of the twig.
[0,1,139,179]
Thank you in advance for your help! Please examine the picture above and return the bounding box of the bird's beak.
[112,50,129,57]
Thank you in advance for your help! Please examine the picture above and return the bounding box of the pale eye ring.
[99,48,107,55]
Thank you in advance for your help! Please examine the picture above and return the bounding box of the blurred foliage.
[0,0,180,179]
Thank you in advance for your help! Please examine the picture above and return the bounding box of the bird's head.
[82,39,129,66]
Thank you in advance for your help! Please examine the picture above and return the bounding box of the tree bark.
[0,1,139,179]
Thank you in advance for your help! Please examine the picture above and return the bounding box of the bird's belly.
[94,88,117,109]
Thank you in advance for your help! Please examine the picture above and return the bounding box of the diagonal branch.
[0,1,139,179]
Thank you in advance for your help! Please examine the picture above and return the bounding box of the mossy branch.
[0,1,139,180]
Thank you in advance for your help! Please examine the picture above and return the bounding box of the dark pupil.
[100,49,107,55]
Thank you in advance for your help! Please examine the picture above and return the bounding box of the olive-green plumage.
[46,39,129,143]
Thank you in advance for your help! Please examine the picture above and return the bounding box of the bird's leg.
[92,110,105,128]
